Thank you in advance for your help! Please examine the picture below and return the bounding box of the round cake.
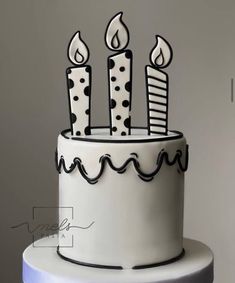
[56,127,188,269]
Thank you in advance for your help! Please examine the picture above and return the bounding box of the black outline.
[231,78,234,103]
[149,35,173,69]
[60,128,184,143]
[55,144,188,184]
[146,35,173,136]
[107,51,133,135]
[67,31,90,66]
[66,66,92,136]
[105,12,132,136]
[133,249,185,270]
[145,65,169,135]
[57,247,185,270]
[57,247,123,270]
[104,12,130,51]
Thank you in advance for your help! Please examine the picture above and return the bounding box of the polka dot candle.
[146,35,173,135]
[67,32,91,136]
[105,12,132,136]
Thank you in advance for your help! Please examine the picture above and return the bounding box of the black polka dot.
[73,96,79,101]
[85,66,91,73]
[84,86,90,96]
[115,86,120,91]
[125,81,131,92]
[80,78,85,83]
[121,132,127,136]
[84,126,90,135]
[110,99,116,109]
[116,115,121,120]
[112,127,117,132]
[68,79,74,89]
[122,100,129,107]
[119,66,125,72]
[71,113,77,124]
[108,59,115,69]
[85,109,90,115]
[67,69,72,74]
[76,131,81,136]
[125,50,132,59]
[124,117,130,128]
[111,76,116,82]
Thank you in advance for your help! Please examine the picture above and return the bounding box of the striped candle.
[146,35,173,135]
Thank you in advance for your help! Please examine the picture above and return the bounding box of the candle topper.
[105,12,133,136]
[66,31,92,136]
[146,35,173,135]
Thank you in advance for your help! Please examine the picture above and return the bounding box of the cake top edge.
[60,128,184,143]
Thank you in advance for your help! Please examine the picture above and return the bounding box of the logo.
[11,207,94,247]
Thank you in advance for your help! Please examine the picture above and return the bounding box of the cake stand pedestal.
[23,238,213,283]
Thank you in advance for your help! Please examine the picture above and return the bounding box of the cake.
[22,11,214,283]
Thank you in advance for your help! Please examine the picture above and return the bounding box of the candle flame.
[105,12,129,51]
[68,31,89,65]
[150,35,173,68]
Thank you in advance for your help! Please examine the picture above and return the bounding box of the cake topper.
[65,14,174,137]
[66,31,91,136]
[146,35,173,135]
[105,12,133,136]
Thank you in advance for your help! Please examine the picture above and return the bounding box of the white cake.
[56,128,188,269]
[22,11,213,283]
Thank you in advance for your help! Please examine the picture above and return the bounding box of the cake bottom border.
[57,246,185,270]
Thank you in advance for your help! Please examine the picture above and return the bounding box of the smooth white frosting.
[57,128,187,268]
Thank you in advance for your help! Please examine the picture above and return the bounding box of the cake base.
[23,238,213,283]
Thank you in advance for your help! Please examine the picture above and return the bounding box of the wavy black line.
[55,145,189,185]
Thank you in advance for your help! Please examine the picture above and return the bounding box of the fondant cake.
[22,11,214,283]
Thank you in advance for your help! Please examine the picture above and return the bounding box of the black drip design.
[55,145,189,185]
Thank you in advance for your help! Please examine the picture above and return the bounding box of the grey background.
[0,0,234,282]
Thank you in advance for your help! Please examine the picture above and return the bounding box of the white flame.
[105,12,129,51]
[150,36,172,68]
[68,31,89,65]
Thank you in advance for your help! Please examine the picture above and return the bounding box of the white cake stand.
[23,238,214,283]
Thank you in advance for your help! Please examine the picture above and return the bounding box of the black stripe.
[150,124,167,128]
[149,108,167,114]
[149,130,167,134]
[149,117,167,121]
[148,92,167,99]
[147,75,166,84]
[148,84,167,91]
[149,100,167,106]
